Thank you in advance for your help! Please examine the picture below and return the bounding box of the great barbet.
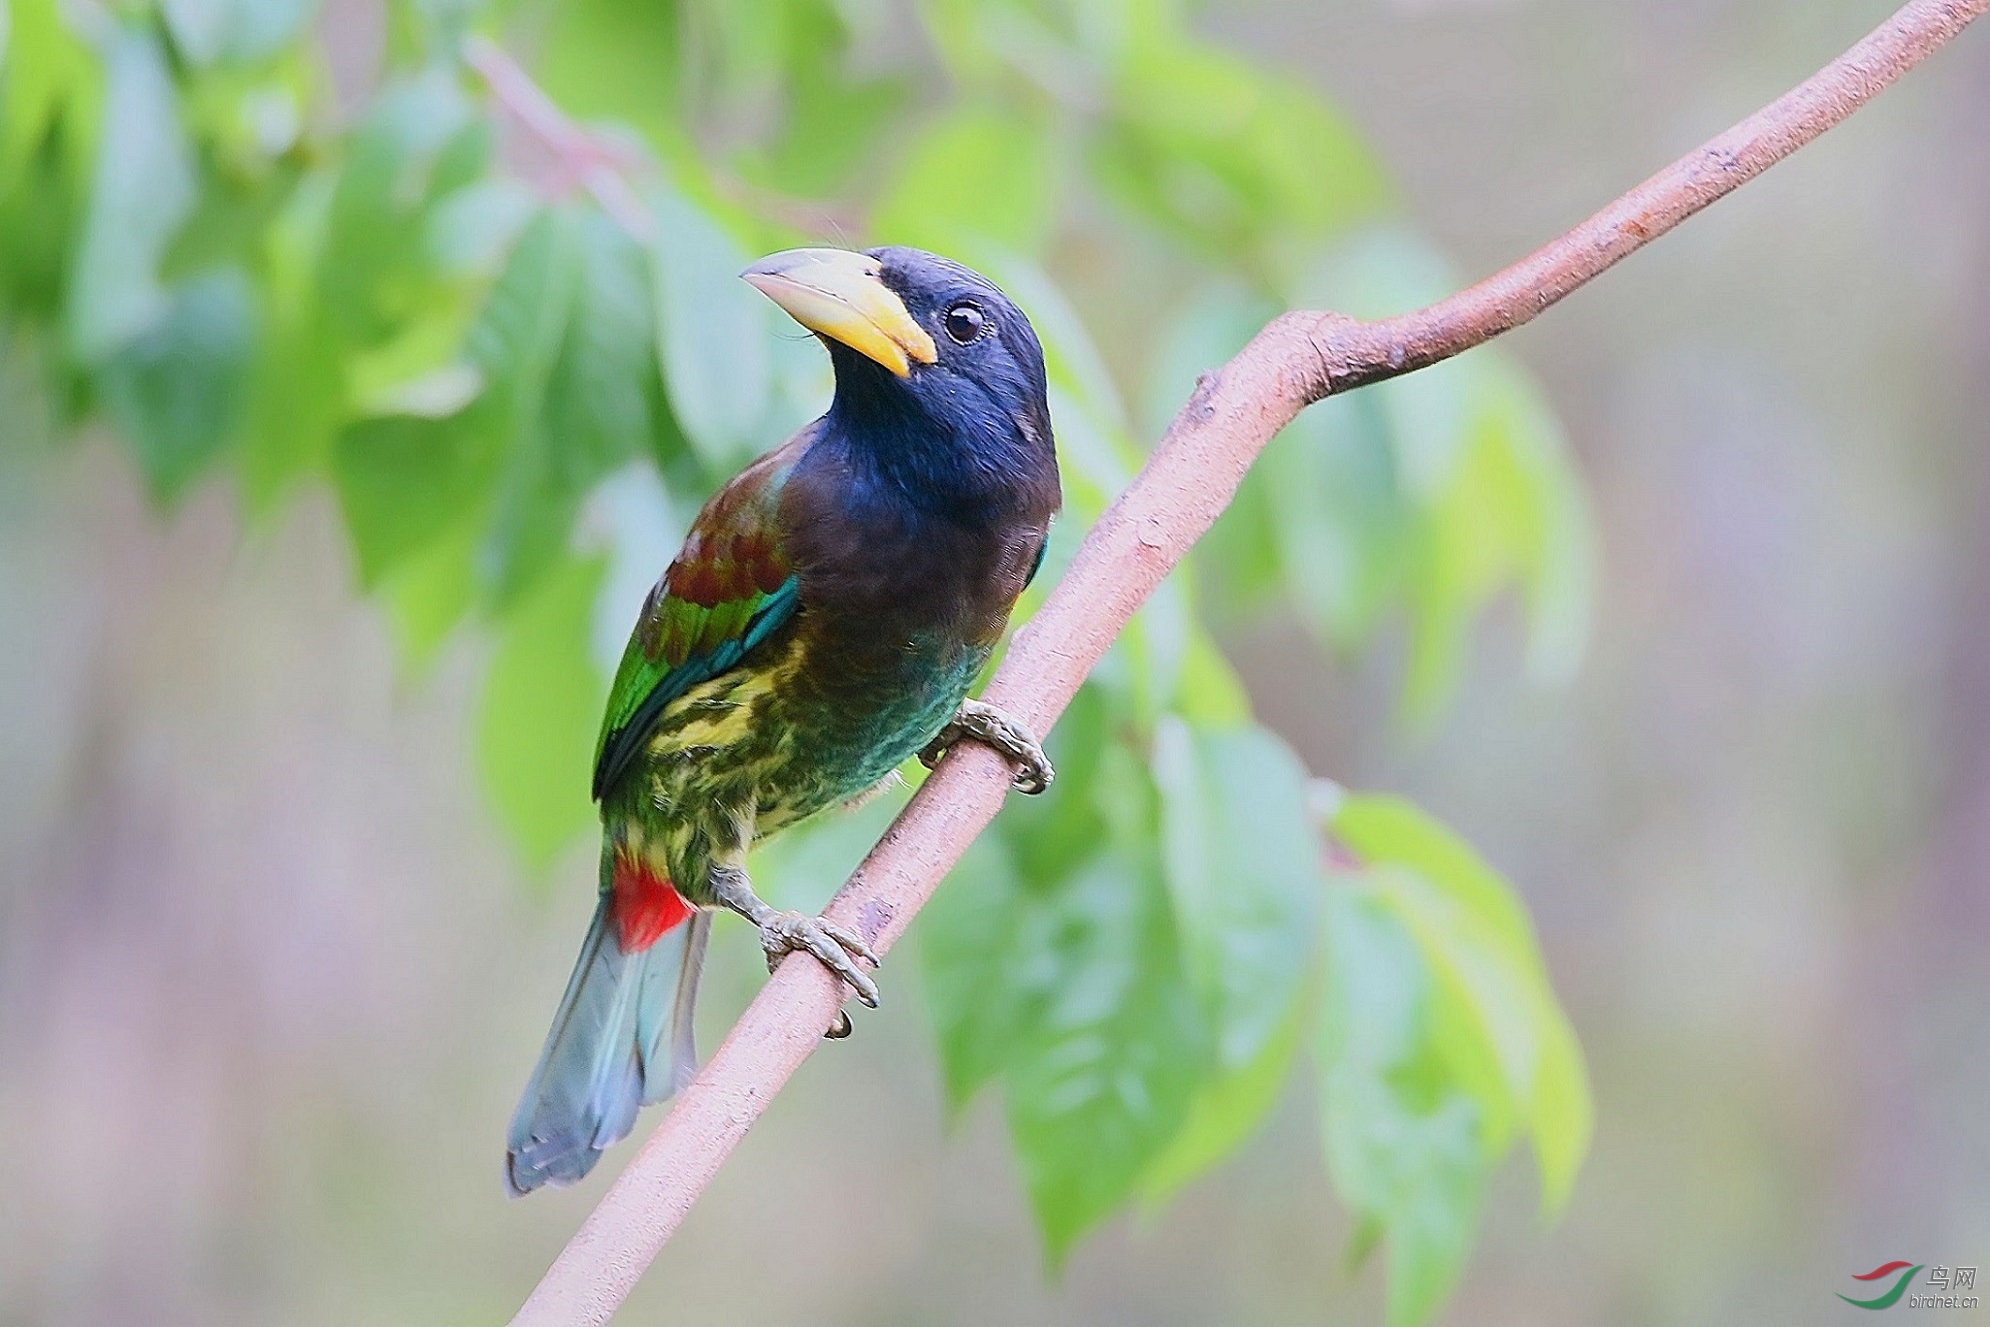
[506,247,1062,1194]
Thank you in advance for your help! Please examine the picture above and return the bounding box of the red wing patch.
[610,855,695,952]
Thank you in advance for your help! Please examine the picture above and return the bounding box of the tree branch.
[463,34,659,246]
[510,2,1985,1321]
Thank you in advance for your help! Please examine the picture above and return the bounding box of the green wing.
[592,445,802,800]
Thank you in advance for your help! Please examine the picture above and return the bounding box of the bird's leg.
[709,862,880,1017]
[919,697,1054,794]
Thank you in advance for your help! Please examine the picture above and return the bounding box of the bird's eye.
[943,302,985,345]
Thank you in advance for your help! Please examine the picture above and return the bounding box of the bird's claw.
[758,910,881,1009]
[920,699,1054,794]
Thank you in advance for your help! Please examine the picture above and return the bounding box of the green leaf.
[477,555,608,873]
[744,1,909,200]
[919,836,1052,1109]
[330,410,501,588]
[1263,390,1412,647]
[535,0,685,153]
[1139,984,1303,1206]
[1172,629,1252,728]
[469,207,585,602]
[546,210,666,474]
[998,679,1112,888]
[426,178,539,278]
[319,71,480,349]
[1295,229,1470,500]
[161,0,317,68]
[1469,360,1596,689]
[1332,796,1535,957]
[648,182,771,469]
[66,29,197,363]
[458,206,668,607]
[1094,33,1387,261]
[1316,889,1491,1327]
[379,515,480,670]
[1313,795,1592,1324]
[1287,228,1594,717]
[1399,364,1596,720]
[97,268,256,501]
[0,0,98,197]
[233,168,340,511]
[1151,716,1321,1069]
[872,106,1055,254]
[1333,793,1593,1216]
[1005,847,1204,1263]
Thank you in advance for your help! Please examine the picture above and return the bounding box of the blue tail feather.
[505,897,710,1195]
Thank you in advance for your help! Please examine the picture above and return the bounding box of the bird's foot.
[711,865,882,1032]
[919,698,1054,794]
[757,910,882,1009]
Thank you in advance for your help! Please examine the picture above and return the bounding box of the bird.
[505,246,1062,1195]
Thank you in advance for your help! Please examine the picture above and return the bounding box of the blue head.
[743,246,1059,522]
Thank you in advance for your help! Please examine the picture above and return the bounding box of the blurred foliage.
[0,0,1595,1317]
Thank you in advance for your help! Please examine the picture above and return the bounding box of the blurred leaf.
[330,410,500,589]
[477,555,608,873]
[463,207,667,604]
[1297,229,1470,500]
[999,680,1112,887]
[97,268,256,500]
[1151,716,1320,1068]
[1117,573,1191,725]
[1005,847,1203,1263]
[920,835,1054,1109]
[535,0,685,153]
[1332,793,1593,1215]
[1289,228,1593,716]
[236,172,344,510]
[1317,888,1491,1327]
[1527,996,1593,1215]
[160,156,305,282]
[1095,32,1387,262]
[162,0,317,68]
[1473,360,1596,688]
[547,210,667,474]
[872,106,1055,254]
[0,0,98,196]
[469,206,584,601]
[745,0,910,198]
[66,29,197,363]
[319,71,480,349]
[426,177,539,278]
[1262,390,1411,647]
[380,515,480,670]
[648,182,772,469]
[1140,982,1303,1206]
[0,97,89,329]
[1172,628,1252,728]
[1401,359,1596,720]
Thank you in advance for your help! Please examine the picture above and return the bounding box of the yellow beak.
[741,248,938,378]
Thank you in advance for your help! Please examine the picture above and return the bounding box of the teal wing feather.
[592,444,803,800]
